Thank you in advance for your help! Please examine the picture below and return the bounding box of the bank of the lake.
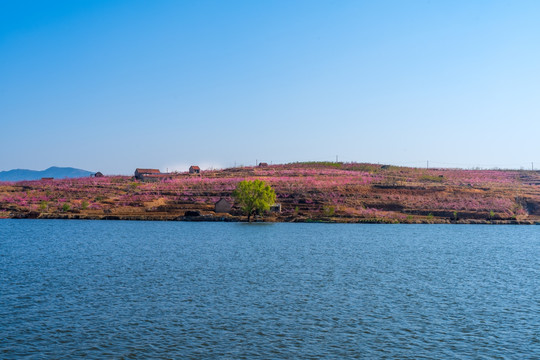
[7,211,540,224]
[2,163,540,224]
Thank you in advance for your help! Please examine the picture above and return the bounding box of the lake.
[1,220,539,358]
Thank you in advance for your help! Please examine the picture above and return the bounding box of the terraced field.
[1,162,539,223]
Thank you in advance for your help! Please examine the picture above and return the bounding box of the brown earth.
[1,163,540,224]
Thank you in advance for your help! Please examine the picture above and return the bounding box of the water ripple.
[1,221,539,358]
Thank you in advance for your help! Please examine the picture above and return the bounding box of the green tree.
[233,179,276,222]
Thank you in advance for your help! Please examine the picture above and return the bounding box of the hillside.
[1,162,539,224]
[0,166,94,181]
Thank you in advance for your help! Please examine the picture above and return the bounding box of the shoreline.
[4,212,539,225]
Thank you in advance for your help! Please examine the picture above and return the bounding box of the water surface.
[1,220,539,358]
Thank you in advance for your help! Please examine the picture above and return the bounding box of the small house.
[140,174,160,182]
[189,166,201,174]
[135,168,160,180]
[270,203,281,213]
[215,198,233,213]
[140,173,173,182]
[259,162,269,167]
[94,172,104,177]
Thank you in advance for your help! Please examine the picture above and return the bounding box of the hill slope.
[0,167,94,181]
[0,162,539,223]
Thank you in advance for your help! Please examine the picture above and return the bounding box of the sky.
[1,0,539,174]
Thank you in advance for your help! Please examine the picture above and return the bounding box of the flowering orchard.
[0,162,537,222]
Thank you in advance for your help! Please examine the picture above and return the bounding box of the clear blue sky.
[1,0,539,174]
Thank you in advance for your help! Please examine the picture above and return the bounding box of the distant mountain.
[0,167,95,182]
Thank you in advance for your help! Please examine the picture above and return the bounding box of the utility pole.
[533,162,534,171]
[336,155,338,163]
[427,160,429,169]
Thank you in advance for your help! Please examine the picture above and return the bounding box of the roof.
[189,166,200,170]
[135,168,160,174]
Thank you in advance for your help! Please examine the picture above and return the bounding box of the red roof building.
[134,168,160,180]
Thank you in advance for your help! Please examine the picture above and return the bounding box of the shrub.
[39,201,48,211]
[323,205,335,216]
[419,174,444,182]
